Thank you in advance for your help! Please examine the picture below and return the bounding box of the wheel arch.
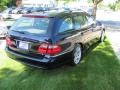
[75,42,84,53]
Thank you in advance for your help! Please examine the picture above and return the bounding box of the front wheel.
[70,44,82,65]
[99,30,105,42]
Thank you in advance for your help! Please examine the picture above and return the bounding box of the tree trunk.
[93,4,97,20]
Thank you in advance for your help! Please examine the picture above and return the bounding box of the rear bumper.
[5,47,71,68]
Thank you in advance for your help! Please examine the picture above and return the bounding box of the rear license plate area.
[18,41,29,50]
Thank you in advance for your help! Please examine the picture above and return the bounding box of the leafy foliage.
[116,2,120,10]
[0,0,16,11]
[108,4,116,11]
[92,0,103,4]
[108,0,120,11]
[91,0,103,20]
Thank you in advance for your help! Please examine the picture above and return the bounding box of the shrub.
[108,3,116,11]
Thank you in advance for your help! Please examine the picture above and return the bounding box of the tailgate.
[7,34,50,59]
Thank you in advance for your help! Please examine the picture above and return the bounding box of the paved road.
[97,10,120,29]
[97,10,120,60]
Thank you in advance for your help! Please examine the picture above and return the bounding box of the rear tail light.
[6,37,12,46]
[38,43,62,56]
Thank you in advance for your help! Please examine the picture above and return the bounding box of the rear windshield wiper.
[12,30,25,34]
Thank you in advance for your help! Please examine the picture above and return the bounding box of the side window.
[87,16,94,25]
[58,18,73,33]
[74,15,88,30]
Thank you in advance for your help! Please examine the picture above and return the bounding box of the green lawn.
[0,39,120,90]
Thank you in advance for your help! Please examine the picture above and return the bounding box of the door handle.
[81,32,84,35]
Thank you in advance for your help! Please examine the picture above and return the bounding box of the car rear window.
[10,16,51,35]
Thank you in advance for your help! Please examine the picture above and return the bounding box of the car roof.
[22,9,87,18]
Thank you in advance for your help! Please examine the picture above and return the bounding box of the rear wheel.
[70,44,82,65]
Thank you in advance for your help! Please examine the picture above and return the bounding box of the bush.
[108,4,116,11]
[0,0,16,12]
[116,2,120,10]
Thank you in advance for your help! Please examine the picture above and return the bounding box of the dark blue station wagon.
[6,10,105,68]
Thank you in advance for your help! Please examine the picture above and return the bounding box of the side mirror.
[90,14,94,18]
[7,26,11,29]
[96,21,102,26]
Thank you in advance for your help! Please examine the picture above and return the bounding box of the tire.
[99,30,105,42]
[70,44,82,65]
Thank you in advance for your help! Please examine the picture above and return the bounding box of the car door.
[86,15,101,40]
[55,15,77,55]
[73,13,94,46]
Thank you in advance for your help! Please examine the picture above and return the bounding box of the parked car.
[11,7,23,14]
[30,7,44,12]
[20,7,33,14]
[3,7,16,14]
[0,7,15,19]
[6,9,105,68]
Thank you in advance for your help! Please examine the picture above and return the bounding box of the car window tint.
[16,18,33,27]
[74,15,88,29]
[82,15,88,27]
[74,16,84,29]
[58,18,73,33]
[10,17,50,35]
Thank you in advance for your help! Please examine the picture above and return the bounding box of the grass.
[0,39,120,90]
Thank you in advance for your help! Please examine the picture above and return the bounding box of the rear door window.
[58,17,73,33]
[74,14,88,30]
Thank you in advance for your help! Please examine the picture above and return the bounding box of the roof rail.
[31,7,85,14]
[47,7,84,12]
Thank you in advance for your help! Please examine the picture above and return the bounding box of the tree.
[56,0,73,5]
[92,0,103,20]
[57,0,103,20]
[0,0,16,11]
[108,3,116,11]
[116,0,120,2]
[0,0,9,11]
[7,0,16,7]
